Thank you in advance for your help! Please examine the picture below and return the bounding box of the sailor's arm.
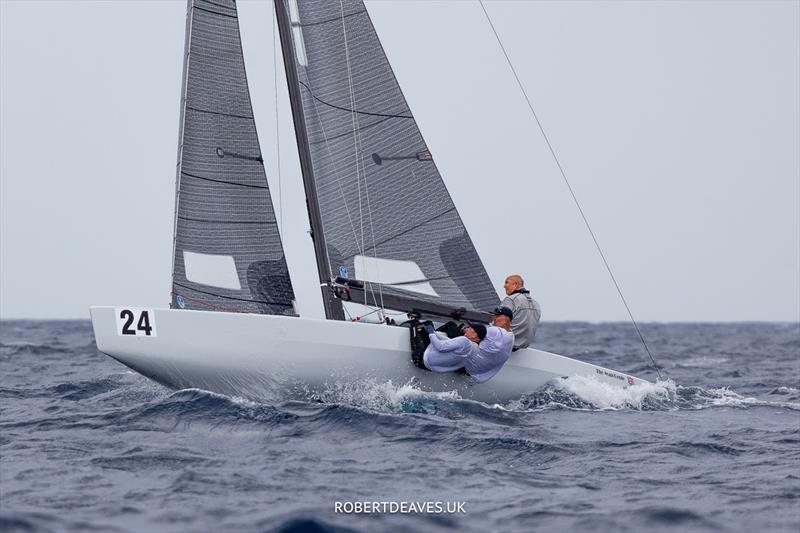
[428,334,470,353]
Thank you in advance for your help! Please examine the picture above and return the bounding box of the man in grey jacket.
[501,274,541,350]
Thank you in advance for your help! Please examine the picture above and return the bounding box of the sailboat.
[90,0,646,404]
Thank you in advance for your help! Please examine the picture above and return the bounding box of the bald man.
[501,274,541,350]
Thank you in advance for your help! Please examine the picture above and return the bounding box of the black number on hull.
[120,309,153,336]
[120,310,136,335]
[137,311,153,336]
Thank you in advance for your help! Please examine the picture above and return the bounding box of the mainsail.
[171,0,295,315]
[275,0,499,321]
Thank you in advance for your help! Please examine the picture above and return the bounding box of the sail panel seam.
[295,9,366,28]
[193,5,237,19]
[178,215,277,225]
[298,80,413,119]
[196,0,235,12]
[181,171,269,190]
[186,105,254,120]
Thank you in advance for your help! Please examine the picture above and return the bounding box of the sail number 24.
[115,308,157,337]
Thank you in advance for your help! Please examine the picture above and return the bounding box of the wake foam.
[558,375,674,410]
[516,375,800,412]
[147,377,799,416]
[310,379,461,413]
[282,375,800,414]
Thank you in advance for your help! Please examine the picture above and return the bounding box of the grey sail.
[276,0,499,318]
[171,0,295,315]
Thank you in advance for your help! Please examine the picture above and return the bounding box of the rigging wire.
[339,0,386,319]
[304,88,365,256]
[477,0,663,380]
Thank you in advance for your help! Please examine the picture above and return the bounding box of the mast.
[274,0,345,321]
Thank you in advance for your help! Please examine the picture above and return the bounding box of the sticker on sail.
[115,308,157,337]
[176,295,185,309]
[339,266,349,279]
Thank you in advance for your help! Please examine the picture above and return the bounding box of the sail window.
[354,256,438,297]
[183,251,242,291]
[287,0,308,66]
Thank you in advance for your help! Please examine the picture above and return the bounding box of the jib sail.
[171,0,295,315]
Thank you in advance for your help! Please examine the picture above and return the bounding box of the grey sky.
[1,0,798,321]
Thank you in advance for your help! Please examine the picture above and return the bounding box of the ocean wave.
[514,375,800,412]
[35,373,797,431]
[309,379,461,413]
[674,355,730,368]
[52,377,124,401]
[160,376,800,417]
[0,341,71,356]
[769,386,800,400]
[111,387,285,426]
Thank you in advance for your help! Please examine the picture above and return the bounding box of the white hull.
[90,307,645,404]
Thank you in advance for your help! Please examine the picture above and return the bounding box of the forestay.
[171,0,295,315]
[280,0,499,316]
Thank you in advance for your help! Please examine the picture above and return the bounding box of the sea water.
[1,321,798,532]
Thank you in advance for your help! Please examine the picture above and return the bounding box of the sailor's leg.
[409,322,432,369]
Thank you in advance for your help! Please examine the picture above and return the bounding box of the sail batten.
[171,0,295,316]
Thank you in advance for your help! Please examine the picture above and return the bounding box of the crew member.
[470,321,514,383]
[423,324,486,373]
[501,274,541,350]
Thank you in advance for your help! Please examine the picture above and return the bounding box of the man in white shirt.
[468,325,514,383]
[423,324,485,372]
[464,307,515,383]
[422,314,514,383]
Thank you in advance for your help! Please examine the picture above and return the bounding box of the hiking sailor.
[423,323,486,374]
[501,274,541,351]
[410,307,516,382]
[456,306,516,382]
